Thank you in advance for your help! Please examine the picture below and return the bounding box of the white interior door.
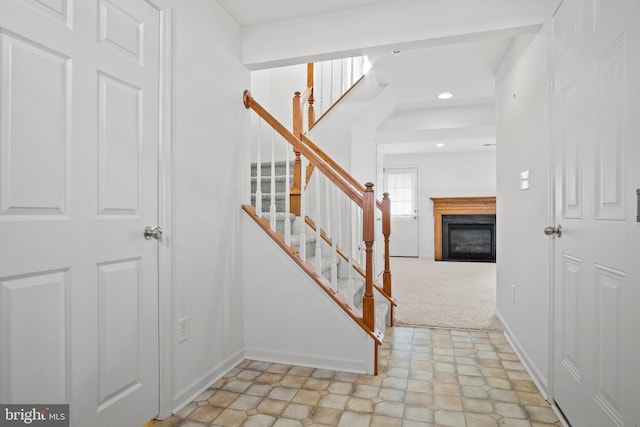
[0,1,162,426]
[551,1,640,426]
[385,168,419,257]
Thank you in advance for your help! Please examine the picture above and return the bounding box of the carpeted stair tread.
[251,175,292,193]
[250,161,295,178]
[337,277,365,301]
[261,212,296,222]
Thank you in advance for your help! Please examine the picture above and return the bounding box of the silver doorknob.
[144,226,163,240]
[544,225,561,237]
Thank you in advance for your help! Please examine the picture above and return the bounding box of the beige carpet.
[391,257,501,331]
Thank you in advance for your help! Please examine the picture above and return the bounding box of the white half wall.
[384,150,496,258]
[169,0,249,411]
[495,31,551,393]
[242,214,375,374]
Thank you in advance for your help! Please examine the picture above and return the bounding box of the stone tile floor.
[151,326,563,427]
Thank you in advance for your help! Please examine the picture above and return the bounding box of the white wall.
[384,150,496,258]
[242,215,375,374]
[168,0,249,411]
[251,64,307,128]
[495,31,551,392]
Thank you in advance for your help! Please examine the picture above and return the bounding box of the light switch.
[520,170,530,190]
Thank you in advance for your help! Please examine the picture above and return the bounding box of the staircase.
[250,160,389,334]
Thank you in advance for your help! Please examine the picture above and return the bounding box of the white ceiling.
[217,0,545,154]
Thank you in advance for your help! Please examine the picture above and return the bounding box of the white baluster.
[330,60,335,105]
[299,156,307,262]
[348,201,356,307]
[255,119,262,216]
[269,129,276,231]
[319,61,325,115]
[340,59,345,94]
[357,207,365,267]
[284,145,291,246]
[330,183,338,292]
[350,57,355,87]
[314,171,322,276]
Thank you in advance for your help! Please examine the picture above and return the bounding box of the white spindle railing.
[254,113,369,305]
[284,146,291,246]
[255,119,262,215]
[269,129,276,231]
[314,172,322,276]
[314,55,370,118]
[299,155,307,262]
[246,91,383,335]
[330,185,338,292]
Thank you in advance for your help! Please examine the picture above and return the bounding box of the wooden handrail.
[245,90,364,208]
[301,135,366,193]
[300,135,385,210]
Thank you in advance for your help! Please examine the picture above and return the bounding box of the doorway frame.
[145,0,174,420]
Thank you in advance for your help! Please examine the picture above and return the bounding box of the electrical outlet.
[512,285,516,303]
[177,316,190,343]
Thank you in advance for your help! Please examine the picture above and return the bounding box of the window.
[385,169,417,216]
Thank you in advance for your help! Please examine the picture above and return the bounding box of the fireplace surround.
[430,196,497,262]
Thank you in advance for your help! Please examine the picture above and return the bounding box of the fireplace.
[430,196,497,262]
[442,214,496,261]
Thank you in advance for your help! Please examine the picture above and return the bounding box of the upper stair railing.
[243,90,383,349]
[312,56,371,123]
[291,61,395,324]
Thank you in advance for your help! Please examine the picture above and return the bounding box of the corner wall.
[495,31,551,392]
[168,0,249,411]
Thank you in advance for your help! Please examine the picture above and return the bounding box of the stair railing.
[313,56,370,122]
[244,90,380,338]
[292,73,395,325]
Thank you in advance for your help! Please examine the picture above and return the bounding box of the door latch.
[544,225,562,237]
[144,226,163,240]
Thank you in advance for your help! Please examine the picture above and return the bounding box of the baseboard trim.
[171,348,244,415]
[244,347,369,374]
[495,311,549,399]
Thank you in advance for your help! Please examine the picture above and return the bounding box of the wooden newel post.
[362,182,376,331]
[382,192,393,326]
[291,92,302,215]
[307,63,315,127]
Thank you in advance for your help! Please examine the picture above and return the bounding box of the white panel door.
[385,168,419,257]
[0,1,162,426]
[551,0,640,426]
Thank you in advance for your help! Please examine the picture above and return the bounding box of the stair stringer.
[242,211,378,374]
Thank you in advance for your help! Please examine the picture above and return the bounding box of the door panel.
[551,1,639,426]
[97,72,142,216]
[385,168,419,257]
[0,33,70,216]
[0,270,69,404]
[0,1,161,426]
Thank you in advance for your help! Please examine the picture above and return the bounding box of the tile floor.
[152,326,563,427]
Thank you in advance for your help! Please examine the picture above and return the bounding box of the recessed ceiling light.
[438,92,453,99]
[436,143,445,148]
